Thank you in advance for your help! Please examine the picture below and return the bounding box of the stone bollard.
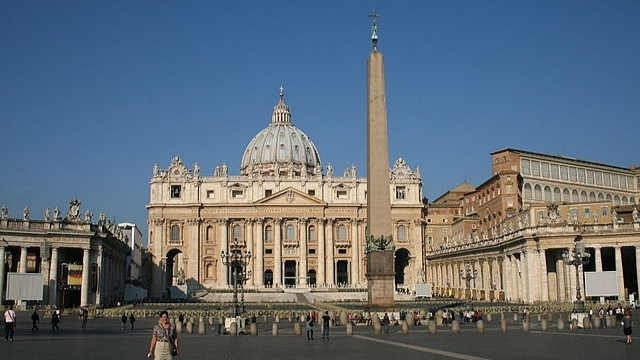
[499,319,508,333]
[427,320,437,334]
[451,319,460,334]
[340,312,348,327]
[249,322,258,335]
[513,313,518,322]
[198,320,206,335]
[476,319,485,333]
[557,317,565,331]
[346,322,353,335]
[570,318,578,330]
[537,314,542,322]
[592,316,601,329]
[406,314,415,326]
[186,321,193,334]
[176,321,183,333]
[541,318,548,331]
[199,316,204,324]
[218,317,223,327]
[208,317,214,325]
[372,313,382,335]
[293,322,301,336]
[275,315,280,323]
[486,313,492,322]
[272,323,278,336]
[582,316,590,329]
[263,315,268,323]
[522,321,529,332]
[401,321,409,334]
[230,322,238,335]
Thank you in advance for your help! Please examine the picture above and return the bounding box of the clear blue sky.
[2,1,639,242]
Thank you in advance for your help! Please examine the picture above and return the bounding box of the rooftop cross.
[368,11,380,48]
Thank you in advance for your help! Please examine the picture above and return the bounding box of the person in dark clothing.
[129,313,136,330]
[31,309,40,331]
[51,311,60,331]
[121,314,127,330]
[305,315,314,340]
[321,311,331,339]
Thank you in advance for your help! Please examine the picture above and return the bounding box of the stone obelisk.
[365,13,395,309]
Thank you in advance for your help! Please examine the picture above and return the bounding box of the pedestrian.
[623,310,633,345]
[130,313,136,330]
[31,309,40,331]
[121,313,127,330]
[147,310,178,359]
[382,313,390,333]
[305,315,314,340]
[3,305,16,341]
[321,311,331,339]
[81,307,89,329]
[51,309,60,331]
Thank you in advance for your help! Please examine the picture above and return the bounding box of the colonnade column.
[539,249,549,301]
[49,247,59,305]
[503,255,512,301]
[615,246,625,301]
[0,247,5,303]
[81,248,90,306]
[255,219,264,287]
[95,247,103,307]
[299,218,308,287]
[274,218,282,287]
[482,259,490,298]
[317,219,326,286]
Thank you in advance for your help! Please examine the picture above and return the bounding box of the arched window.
[233,224,243,242]
[523,183,532,200]
[265,225,273,242]
[614,195,621,206]
[589,192,596,202]
[534,185,543,201]
[563,188,570,202]
[171,225,180,241]
[580,191,588,202]
[544,186,552,202]
[397,225,407,241]
[572,189,579,203]
[553,187,561,202]
[286,224,295,240]
[598,193,604,202]
[308,225,316,242]
[337,224,347,240]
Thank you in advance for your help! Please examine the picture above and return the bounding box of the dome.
[240,90,322,177]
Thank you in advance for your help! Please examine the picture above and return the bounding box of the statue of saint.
[44,207,51,221]
[23,206,30,221]
[1,205,7,219]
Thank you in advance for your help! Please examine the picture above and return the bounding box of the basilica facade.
[146,91,426,298]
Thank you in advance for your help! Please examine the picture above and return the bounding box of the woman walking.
[623,310,633,345]
[148,310,178,359]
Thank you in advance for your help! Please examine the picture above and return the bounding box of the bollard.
[275,315,280,323]
[592,316,601,329]
[208,317,214,325]
[499,319,508,333]
[176,321,183,333]
[230,322,238,335]
[522,321,529,332]
[263,315,268,323]
[401,321,409,334]
[406,314,415,326]
[198,321,206,335]
[557,317,565,331]
[451,319,460,334]
[570,318,578,331]
[582,316,590,329]
[339,312,348,327]
[513,313,518,322]
[272,323,278,336]
[249,322,258,336]
[293,322,301,336]
[186,321,193,334]
[372,313,382,335]
[346,322,353,335]
[540,318,548,331]
[427,320,437,334]
[486,313,492,322]
[214,323,222,335]
[476,319,485,333]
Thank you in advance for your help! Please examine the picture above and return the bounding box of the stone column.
[219,219,229,286]
[0,247,5,303]
[49,247,59,305]
[482,259,490,297]
[594,247,603,271]
[299,218,308,287]
[350,219,359,286]
[19,247,27,273]
[274,218,282,287]
[503,255,512,301]
[255,219,264,287]
[246,219,254,286]
[317,219,326,286]
[539,249,549,302]
[636,246,640,302]
[81,248,90,306]
[326,219,335,286]
[615,246,625,301]
[95,247,103,307]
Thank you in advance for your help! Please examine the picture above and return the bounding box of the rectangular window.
[206,190,215,199]
[307,189,316,196]
[560,166,568,180]
[550,164,559,179]
[265,190,273,197]
[265,249,273,254]
[586,170,594,184]
[583,207,591,218]
[336,190,348,199]
[603,172,611,186]
[541,162,550,177]
[531,161,540,176]
[601,207,609,217]
[338,249,347,254]
[569,167,577,182]
[395,186,406,200]
[170,185,181,198]
[308,249,316,254]
[521,159,531,175]
[232,190,244,198]
[578,168,586,183]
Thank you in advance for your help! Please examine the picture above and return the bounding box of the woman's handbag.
[169,341,178,356]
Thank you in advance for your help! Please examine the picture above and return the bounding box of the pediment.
[255,187,326,206]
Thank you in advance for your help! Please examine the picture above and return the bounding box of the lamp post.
[460,262,478,302]
[220,238,252,318]
[562,235,590,313]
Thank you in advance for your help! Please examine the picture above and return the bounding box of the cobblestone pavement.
[3,313,640,359]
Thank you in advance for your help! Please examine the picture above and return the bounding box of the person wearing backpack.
[305,315,314,340]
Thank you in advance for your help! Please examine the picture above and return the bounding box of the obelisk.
[365,12,395,309]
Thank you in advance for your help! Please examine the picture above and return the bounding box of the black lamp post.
[460,262,478,302]
[220,238,252,318]
[562,235,590,313]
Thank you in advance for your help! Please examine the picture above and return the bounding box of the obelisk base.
[366,251,395,309]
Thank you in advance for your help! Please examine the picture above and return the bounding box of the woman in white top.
[3,305,16,342]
